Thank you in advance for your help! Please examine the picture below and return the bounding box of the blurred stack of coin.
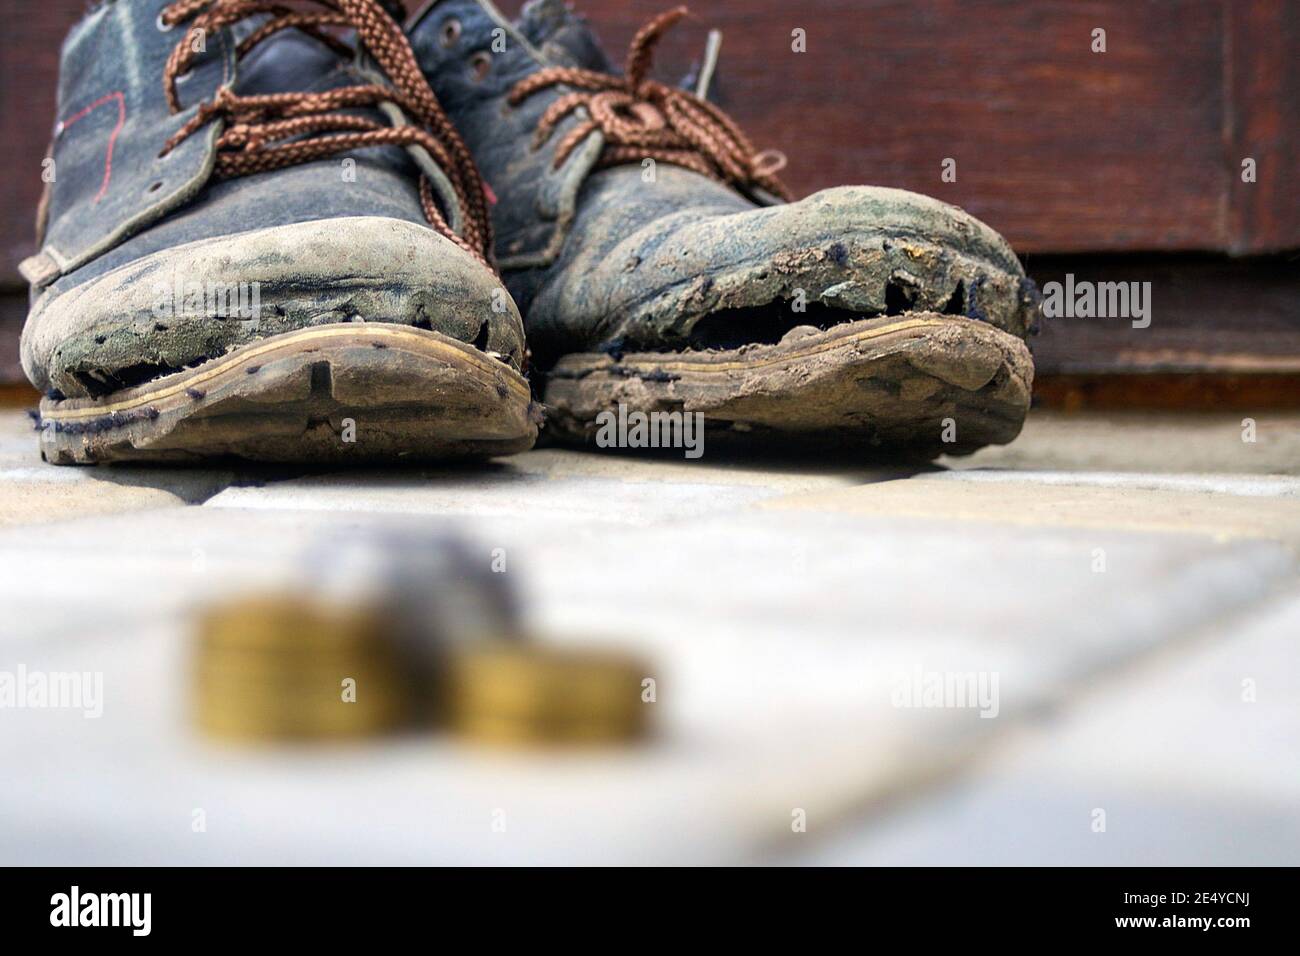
[191,529,654,746]
[444,644,651,746]
[194,596,411,742]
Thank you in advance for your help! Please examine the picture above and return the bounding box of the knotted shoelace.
[507,6,791,201]
[158,0,494,265]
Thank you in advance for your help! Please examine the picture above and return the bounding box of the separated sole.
[37,323,540,464]
[541,313,1033,459]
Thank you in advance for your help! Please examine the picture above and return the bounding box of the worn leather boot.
[23,0,537,463]
[408,0,1038,457]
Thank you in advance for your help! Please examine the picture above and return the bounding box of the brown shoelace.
[507,6,791,201]
[159,0,494,265]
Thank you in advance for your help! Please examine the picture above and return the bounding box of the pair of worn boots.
[23,0,1037,464]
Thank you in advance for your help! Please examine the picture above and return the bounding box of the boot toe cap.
[23,216,524,398]
[539,183,1037,355]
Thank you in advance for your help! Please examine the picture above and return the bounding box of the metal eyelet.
[156,11,176,32]
[440,18,462,47]
[469,51,492,81]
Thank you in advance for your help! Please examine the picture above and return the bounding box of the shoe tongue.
[516,0,612,71]
[233,18,352,95]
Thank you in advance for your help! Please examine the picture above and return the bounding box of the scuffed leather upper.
[24,0,526,395]
[409,0,607,274]
[34,0,428,294]
[409,0,1036,368]
[36,0,231,278]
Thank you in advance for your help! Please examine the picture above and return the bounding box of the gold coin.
[195,678,408,719]
[195,596,396,654]
[195,655,403,692]
[450,710,646,746]
[195,674,406,740]
[445,644,651,745]
[193,594,412,741]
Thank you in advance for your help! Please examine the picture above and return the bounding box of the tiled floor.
[0,409,1296,864]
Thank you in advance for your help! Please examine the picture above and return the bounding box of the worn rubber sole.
[541,313,1033,459]
[37,323,539,464]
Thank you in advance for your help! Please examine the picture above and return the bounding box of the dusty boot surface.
[23,0,538,464]
[409,0,1038,458]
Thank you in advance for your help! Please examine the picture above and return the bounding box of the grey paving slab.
[506,447,915,490]
[0,493,1293,863]
[943,411,1300,476]
[927,469,1300,498]
[0,508,429,642]
[0,470,189,527]
[0,411,239,526]
[777,590,1300,865]
[515,512,1293,707]
[199,446,917,547]
[0,411,37,467]
[767,474,1300,545]
[4,409,1298,863]
[202,466,830,527]
[0,614,960,865]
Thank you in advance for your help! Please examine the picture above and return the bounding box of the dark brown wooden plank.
[0,293,27,385]
[1025,254,1300,374]
[0,292,37,407]
[1224,0,1300,254]
[1034,373,1300,412]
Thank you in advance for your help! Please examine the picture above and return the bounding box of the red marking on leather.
[483,181,498,206]
[60,91,127,204]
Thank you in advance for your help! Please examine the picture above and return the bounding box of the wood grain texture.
[1224,0,1300,254]
[0,294,26,386]
[1026,254,1300,374]
[0,0,1295,289]
[1034,373,1300,412]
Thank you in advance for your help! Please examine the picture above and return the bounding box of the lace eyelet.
[155,11,176,32]
[440,18,461,47]
[469,51,492,81]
